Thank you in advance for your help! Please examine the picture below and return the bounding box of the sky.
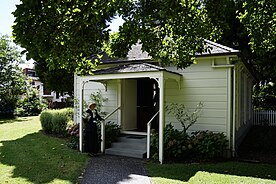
[0,0,123,68]
[0,0,123,36]
[0,0,20,36]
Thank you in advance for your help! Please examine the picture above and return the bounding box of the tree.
[253,82,276,110]
[0,35,26,117]
[110,0,221,69]
[15,86,48,117]
[34,58,74,95]
[238,0,276,82]
[12,0,119,74]
[12,0,275,79]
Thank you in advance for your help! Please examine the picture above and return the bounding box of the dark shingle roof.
[100,40,239,64]
[93,63,180,76]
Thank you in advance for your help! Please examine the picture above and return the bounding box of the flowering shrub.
[191,130,228,158]
[151,124,228,161]
[151,123,193,160]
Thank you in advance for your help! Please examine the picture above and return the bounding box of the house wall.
[234,62,254,148]
[164,57,230,137]
[74,74,120,125]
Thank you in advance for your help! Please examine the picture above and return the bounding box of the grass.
[146,161,276,184]
[0,116,89,184]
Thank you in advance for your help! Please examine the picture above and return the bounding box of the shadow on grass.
[146,161,276,182]
[0,132,88,183]
[0,117,30,125]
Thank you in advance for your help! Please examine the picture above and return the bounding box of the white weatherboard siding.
[74,74,119,125]
[164,57,229,135]
[234,62,254,148]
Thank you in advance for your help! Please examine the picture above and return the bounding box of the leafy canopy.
[12,0,276,79]
[0,35,26,116]
[13,0,119,74]
[13,0,222,72]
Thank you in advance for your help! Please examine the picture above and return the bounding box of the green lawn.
[146,161,276,184]
[0,116,89,184]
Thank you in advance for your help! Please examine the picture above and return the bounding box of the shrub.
[150,124,228,161]
[166,102,203,133]
[104,121,121,148]
[151,123,192,160]
[96,121,121,149]
[191,130,228,158]
[67,120,120,150]
[52,112,67,135]
[40,108,73,136]
[40,111,53,134]
[15,88,47,117]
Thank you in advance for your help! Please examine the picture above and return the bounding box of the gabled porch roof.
[80,62,182,83]
[78,62,181,164]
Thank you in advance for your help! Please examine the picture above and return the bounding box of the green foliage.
[40,111,53,134]
[102,121,121,148]
[191,130,228,158]
[51,112,68,135]
[12,0,119,74]
[67,121,120,150]
[253,82,276,110]
[40,108,73,135]
[151,124,228,161]
[15,87,48,117]
[166,102,203,133]
[34,60,74,94]
[111,0,221,69]
[12,0,276,84]
[238,0,275,56]
[151,124,192,160]
[0,35,26,117]
[89,90,108,116]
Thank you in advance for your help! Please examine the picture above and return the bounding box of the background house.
[22,68,70,105]
[74,41,255,162]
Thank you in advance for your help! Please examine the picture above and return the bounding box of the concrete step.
[111,141,147,150]
[105,147,146,158]
[105,134,147,158]
[118,135,147,143]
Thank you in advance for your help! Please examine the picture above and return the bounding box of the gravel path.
[80,155,151,184]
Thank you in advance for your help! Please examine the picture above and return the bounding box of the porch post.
[79,80,84,152]
[159,72,165,164]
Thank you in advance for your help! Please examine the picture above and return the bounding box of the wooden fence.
[253,110,276,126]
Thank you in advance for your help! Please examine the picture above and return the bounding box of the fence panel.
[253,110,276,126]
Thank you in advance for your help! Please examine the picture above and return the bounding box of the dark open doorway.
[137,78,159,131]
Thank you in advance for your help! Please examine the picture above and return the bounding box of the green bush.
[15,88,47,117]
[150,124,228,161]
[40,108,73,136]
[52,112,67,135]
[67,121,120,150]
[104,121,121,148]
[151,123,193,160]
[191,130,228,158]
[40,111,53,134]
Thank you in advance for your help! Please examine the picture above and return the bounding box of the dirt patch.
[237,126,276,164]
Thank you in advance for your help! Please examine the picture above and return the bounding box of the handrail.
[147,111,159,159]
[101,106,121,153]
[104,106,121,120]
[147,111,160,126]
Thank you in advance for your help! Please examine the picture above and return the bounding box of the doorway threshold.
[121,131,147,136]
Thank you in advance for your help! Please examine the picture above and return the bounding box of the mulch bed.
[237,126,276,164]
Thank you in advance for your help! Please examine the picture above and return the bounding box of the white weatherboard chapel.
[74,40,255,163]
